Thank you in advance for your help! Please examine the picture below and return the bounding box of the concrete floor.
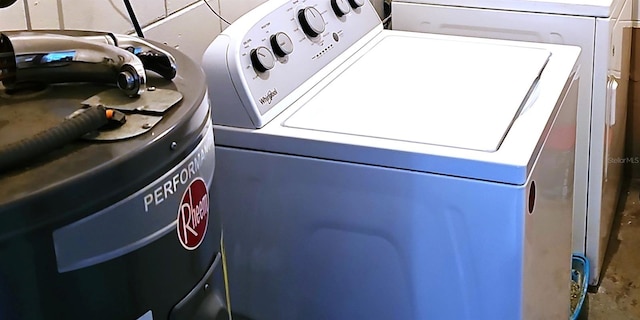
[584,180,640,319]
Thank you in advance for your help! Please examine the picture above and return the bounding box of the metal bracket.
[81,87,183,113]
[80,87,183,140]
[82,114,163,141]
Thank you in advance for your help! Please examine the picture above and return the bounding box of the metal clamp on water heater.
[0,31,147,96]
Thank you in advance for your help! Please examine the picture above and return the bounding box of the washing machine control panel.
[202,0,382,129]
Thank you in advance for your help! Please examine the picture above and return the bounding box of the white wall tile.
[62,0,166,34]
[167,0,198,15]
[143,0,221,62]
[218,0,267,28]
[26,0,61,29]
[0,0,27,30]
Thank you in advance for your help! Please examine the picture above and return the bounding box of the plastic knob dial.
[298,7,325,37]
[250,46,276,72]
[270,32,294,57]
[348,0,365,8]
[331,0,351,17]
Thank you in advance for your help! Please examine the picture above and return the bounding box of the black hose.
[123,0,145,38]
[0,105,109,173]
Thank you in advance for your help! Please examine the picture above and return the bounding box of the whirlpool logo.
[259,88,278,105]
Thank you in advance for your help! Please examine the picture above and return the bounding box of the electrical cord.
[382,0,392,29]
[123,0,145,38]
[202,0,231,25]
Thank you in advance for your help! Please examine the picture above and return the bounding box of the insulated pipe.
[100,33,178,80]
[0,105,110,173]
[94,33,177,80]
[29,30,178,80]
[0,31,146,96]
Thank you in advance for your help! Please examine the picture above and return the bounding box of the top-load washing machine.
[391,0,632,287]
[203,0,580,319]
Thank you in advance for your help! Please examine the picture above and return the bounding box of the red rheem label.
[177,178,209,250]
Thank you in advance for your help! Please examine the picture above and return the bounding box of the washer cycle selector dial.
[298,7,325,37]
[250,46,276,72]
[348,0,365,8]
[331,0,351,16]
[270,32,294,57]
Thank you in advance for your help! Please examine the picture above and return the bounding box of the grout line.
[57,0,64,29]
[22,0,31,30]
[141,0,215,34]
[169,0,213,18]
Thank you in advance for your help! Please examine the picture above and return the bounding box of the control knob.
[331,0,351,16]
[348,0,365,8]
[250,46,276,72]
[270,32,294,57]
[298,7,325,37]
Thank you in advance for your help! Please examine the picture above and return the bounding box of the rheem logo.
[177,178,209,250]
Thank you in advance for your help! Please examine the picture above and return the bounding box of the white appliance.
[202,0,580,319]
[391,0,632,287]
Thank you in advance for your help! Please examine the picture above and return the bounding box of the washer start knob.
[298,7,325,37]
[250,46,276,72]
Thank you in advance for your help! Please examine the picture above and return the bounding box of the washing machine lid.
[395,0,616,17]
[283,34,550,153]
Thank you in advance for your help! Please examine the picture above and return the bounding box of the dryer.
[203,0,580,319]
[391,0,633,287]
